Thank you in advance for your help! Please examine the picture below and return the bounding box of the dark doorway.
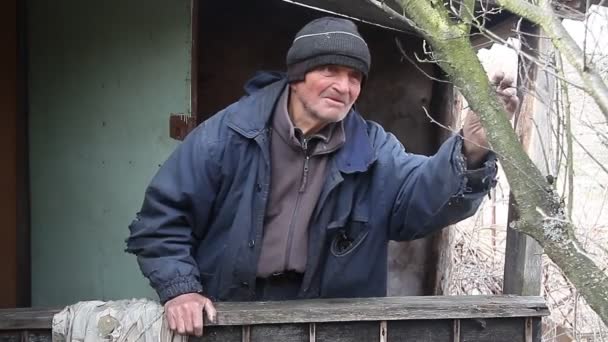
[0,0,30,308]
[193,0,455,295]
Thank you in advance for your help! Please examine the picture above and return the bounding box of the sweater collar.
[226,72,376,173]
[272,85,345,156]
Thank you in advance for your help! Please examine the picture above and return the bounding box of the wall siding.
[28,0,192,305]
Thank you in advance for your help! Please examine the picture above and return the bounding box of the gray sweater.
[256,86,345,277]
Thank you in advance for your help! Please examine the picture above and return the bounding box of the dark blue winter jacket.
[126,72,497,303]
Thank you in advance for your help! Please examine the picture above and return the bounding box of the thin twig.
[572,134,608,178]
[395,38,453,84]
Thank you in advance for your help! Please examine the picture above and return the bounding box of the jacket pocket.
[327,218,370,257]
[321,218,386,298]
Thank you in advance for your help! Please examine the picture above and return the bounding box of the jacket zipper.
[284,138,310,270]
[299,138,310,192]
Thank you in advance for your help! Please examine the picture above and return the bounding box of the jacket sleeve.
[385,132,497,241]
[125,124,221,303]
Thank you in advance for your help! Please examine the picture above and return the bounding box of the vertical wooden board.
[0,0,18,309]
[316,322,378,342]
[0,332,51,342]
[387,319,452,341]
[0,332,20,342]
[15,0,30,308]
[379,40,447,297]
[531,318,542,342]
[425,70,457,296]
[250,324,308,342]
[27,331,52,342]
[461,318,525,342]
[503,20,547,297]
[190,0,199,121]
[190,326,241,342]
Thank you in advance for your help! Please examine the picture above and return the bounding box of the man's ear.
[289,81,300,95]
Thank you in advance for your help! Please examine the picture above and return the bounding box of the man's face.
[290,65,363,125]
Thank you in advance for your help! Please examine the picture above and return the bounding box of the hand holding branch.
[462,71,520,168]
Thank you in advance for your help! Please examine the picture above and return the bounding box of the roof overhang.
[279,0,603,37]
[279,0,418,33]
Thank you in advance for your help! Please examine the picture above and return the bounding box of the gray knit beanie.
[286,17,371,82]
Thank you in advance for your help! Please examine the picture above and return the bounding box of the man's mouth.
[324,97,346,105]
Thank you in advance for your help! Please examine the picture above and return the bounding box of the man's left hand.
[462,72,519,168]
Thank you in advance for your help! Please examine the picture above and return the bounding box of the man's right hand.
[164,292,217,337]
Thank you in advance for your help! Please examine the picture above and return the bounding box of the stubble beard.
[301,98,349,126]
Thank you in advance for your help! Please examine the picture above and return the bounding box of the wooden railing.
[0,295,548,341]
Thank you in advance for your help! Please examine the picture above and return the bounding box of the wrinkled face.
[290,65,363,126]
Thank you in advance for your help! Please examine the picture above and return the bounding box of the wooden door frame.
[191,0,200,122]
[15,0,31,307]
[0,0,29,308]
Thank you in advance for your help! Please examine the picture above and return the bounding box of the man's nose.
[332,74,350,93]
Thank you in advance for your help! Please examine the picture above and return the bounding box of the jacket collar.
[226,72,376,173]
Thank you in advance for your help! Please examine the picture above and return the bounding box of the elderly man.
[126,16,517,336]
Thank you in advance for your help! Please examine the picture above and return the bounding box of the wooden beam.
[0,307,61,330]
[428,68,459,295]
[191,0,199,122]
[470,16,519,51]
[503,21,552,296]
[0,0,19,309]
[15,0,31,308]
[0,296,549,330]
[473,0,605,20]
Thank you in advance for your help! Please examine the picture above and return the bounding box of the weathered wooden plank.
[316,322,378,342]
[0,331,50,342]
[0,332,20,342]
[525,317,533,342]
[428,69,457,296]
[205,296,548,326]
[454,319,461,342]
[532,317,542,342]
[0,318,544,342]
[470,16,519,50]
[0,296,548,330]
[189,326,241,342]
[379,321,387,342]
[0,308,60,330]
[243,325,250,342]
[460,318,525,342]
[26,331,52,342]
[503,20,548,297]
[387,319,453,341]
[504,194,544,296]
[250,324,308,342]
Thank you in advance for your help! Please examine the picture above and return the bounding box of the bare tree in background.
[368,0,608,331]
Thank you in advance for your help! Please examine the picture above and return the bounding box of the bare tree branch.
[497,0,608,123]
[370,0,608,325]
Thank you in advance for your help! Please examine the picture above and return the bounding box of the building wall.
[0,0,19,308]
[28,0,192,305]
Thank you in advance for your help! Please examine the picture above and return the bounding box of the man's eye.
[349,73,363,85]
[321,65,337,75]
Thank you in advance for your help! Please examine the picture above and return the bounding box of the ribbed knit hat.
[286,17,371,82]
